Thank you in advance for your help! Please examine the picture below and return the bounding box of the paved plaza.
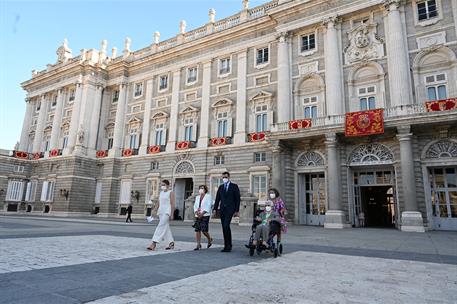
[0,215,456,304]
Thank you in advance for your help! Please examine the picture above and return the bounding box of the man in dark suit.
[213,171,240,252]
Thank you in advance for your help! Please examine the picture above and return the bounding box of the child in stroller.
[246,201,283,257]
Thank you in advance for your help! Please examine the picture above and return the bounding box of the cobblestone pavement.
[90,251,457,304]
[0,215,456,304]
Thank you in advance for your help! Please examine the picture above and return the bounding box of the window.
[303,96,318,119]
[25,181,37,202]
[129,128,139,149]
[358,86,376,111]
[255,105,268,132]
[69,89,75,102]
[301,33,316,52]
[214,155,225,165]
[211,176,224,205]
[150,161,159,170]
[40,181,55,202]
[13,165,25,173]
[429,167,457,218]
[95,181,102,204]
[254,152,267,162]
[107,131,114,150]
[6,180,24,201]
[252,175,267,200]
[417,0,438,21]
[112,90,119,103]
[219,58,231,75]
[425,73,447,101]
[155,123,165,145]
[159,75,168,91]
[217,112,228,137]
[146,178,159,203]
[119,180,132,204]
[184,118,193,141]
[187,67,197,84]
[62,131,69,149]
[44,137,50,152]
[134,83,143,97]
[51,96,57,108]
[256,47,269,65]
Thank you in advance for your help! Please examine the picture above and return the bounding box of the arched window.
[348,63,385,111]
[294,74,325,119]
[348,143,394,166]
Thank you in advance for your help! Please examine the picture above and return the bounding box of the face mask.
[269,193,276,199]
[198,189,205,195]
[222,178,229,184]
[161,186,167,191]
[265,206,272,212]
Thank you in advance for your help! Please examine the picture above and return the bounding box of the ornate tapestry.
[345,109,384,137]
[425,98,457,112]
[289,119,312,130]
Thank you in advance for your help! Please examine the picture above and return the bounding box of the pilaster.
[139,79,154,155]
[234,50,248,144]
[109,82,128,157]
[166,70,181,152]
[64,82,83,155]
[197,60,212,148]
[277,32,291,123]
[49,88,65,151]
[87,84,105,157]
[19,98,34,151]
[32,94,49,153]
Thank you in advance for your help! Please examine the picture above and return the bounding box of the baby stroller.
[245,203,283,258]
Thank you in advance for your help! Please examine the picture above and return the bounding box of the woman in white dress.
[147,180,175,251]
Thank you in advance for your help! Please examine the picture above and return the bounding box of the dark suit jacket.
[214,182,241,215]
[127,205,133,214]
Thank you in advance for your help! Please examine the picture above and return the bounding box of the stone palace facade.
[1,0,457,231]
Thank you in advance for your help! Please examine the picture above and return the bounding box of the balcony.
[122,148,139,157]
[271,102,457,136]
[147,145,165,154]
[248,132,268,142]
[96,150,108,158]
[176,141,196,150]
[48,149,62,157]
[32,152,44,160]
[210,137,232,146]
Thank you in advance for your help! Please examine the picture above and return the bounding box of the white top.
[158,191,172,215]
[194,194,212,217]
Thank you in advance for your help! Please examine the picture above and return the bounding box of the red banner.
[345,109,384,137]
[96,150,107,158]
[210,137,227,146]
[148,145,161,154]
[176,141,190,150]
[289,119,312,130]
[122,149,133,157]
[248,132,266,142]
[425,98,457,112]
[49,149,59,157]
[14,151,28,159]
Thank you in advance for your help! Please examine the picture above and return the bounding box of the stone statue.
[209,9,216,23]
[154,32,160,44]
[123,37,131,57]
[243,0,249,10]
[77,126,85,144]
[179,20,186,34]
[56,38,72,63]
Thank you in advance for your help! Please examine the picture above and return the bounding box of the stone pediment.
[151,111,169,119]
[250,90,273,101]
[127,116,142,125]
[105,122,115,130]
[179,105,199,114]
[344,23,384,64]
[211,98,234,108]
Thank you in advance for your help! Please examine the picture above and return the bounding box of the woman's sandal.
[207,238,213,248]
[194,244,202,251]
[147,242,157,251]
[165,242,174,250]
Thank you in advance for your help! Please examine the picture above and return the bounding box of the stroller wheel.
[274,248,279,258]
[249,247,254,256]
[256,243,262,255]
[279,243,283,255]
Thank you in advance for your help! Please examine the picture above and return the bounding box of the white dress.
[152,191,174,245]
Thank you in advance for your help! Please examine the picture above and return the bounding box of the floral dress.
[273,198,287,233]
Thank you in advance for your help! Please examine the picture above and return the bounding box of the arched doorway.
[173,160,195,220]
[348,144,397,228]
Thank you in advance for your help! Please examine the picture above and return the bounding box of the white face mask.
[161,185,167,191]
[265,206,272,212]
[222,178,229,184]
[198,189,205,195]
[269,193,276,199]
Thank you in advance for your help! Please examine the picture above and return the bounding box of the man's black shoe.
[221,248,232,252]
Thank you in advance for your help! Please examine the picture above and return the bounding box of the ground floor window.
[429,167,457,218]
[6,180,24,202]
[305,173,326,215]
[119,180,132,204]
[251,174,267,201]
[40,181,55,202]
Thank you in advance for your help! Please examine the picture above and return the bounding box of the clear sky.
[0,0,267,150]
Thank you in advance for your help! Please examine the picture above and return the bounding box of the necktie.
[225,183,228,192]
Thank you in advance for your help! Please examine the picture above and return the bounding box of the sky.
[0,0,267,150]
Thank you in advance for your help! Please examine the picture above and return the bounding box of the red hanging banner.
[345,109,384,137]
[288,119,312,130]
[425,98,457,112]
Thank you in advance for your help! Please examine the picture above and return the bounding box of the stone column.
[324,133,347,229]
[64,82,83,155]
[277,32,291,123]
[384,0,413,107]
[271,141,284,196]
[18,98,34,151]
[166,70,181,152]
[87,84,104,157]
[323,17,344,116]
[197,60,212,148]
[109,83,128,157]
[49,88,65,151]
[139,79,153,155]
[234,50,247,144]
[32,95,49,153]
[397,125,425,232]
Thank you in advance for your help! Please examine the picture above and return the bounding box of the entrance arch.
[173,160,195,220]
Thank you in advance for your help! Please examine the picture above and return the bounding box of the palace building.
[1,0,457,231]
